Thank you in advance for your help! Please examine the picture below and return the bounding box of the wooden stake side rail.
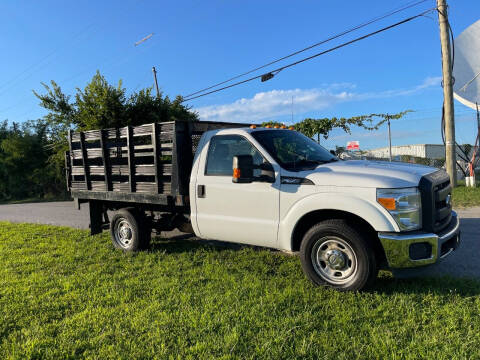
[67,121,178,202]
[66,120,250,206]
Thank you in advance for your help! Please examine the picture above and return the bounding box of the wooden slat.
[72,166,85,176]
[100,129,111,191]
[79,132,91,190]
[67,130,74,190]
[135,164,155,176]
[110,165,129,176]
[71,181,87,190]
[152,123,160,193]
[158,121,175,132]
[112,182,130,192]
[134,144,154,151]
[86,149,103,158]
[158,132,174,141]
[91,181,107,191]
[133,124,154,136]
[84,130,101,141]
[135,182,156,193]
[106,128,118,139]
[65,151,71,190]
[89,166,105,176]
[72,149,83,158]
[126,126,135,192]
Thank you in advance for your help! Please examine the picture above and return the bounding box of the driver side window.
[205,135,265,176]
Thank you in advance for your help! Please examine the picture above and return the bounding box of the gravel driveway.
[0,201,478,279]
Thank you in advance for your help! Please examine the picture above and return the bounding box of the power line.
[182,8,436,103]
[183,0,432,99]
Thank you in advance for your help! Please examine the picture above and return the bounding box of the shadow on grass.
[149,232,269,254]
[148,232,480,297]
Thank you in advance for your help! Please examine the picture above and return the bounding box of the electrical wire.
[183,0,433,99]
[182,8,436,103]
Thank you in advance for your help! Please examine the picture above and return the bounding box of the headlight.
[377,187,422,231]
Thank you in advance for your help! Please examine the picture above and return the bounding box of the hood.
[300,160,439,188]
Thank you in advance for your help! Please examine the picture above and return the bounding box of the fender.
[277,190,399,251]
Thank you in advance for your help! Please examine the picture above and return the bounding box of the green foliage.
[0,121,65,200]
[263,111,411,142]
[34,71,198,133]
[452,185,480,207]
[1,222,480,358]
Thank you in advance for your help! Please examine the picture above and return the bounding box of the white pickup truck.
[67,120,460,291]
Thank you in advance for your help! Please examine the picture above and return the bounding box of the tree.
[0,121,61,200]
[34,71,198,132]
[32,71,198,195]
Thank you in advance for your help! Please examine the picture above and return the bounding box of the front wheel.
[300,219,377,291]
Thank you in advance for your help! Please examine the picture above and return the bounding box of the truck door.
[194,134,279,248]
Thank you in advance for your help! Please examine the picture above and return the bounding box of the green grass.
[1,222,480,359]
[453,185,480,207]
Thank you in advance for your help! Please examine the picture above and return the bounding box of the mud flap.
[89,200,103,235]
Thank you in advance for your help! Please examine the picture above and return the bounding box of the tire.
[299,219,377,291]
[110,208,149,251]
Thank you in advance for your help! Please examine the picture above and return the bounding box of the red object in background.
[346,141,360,150]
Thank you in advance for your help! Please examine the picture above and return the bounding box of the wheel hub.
[311,236,358,285]
[115,219,133,248]
[326,249,346,270]
[120,225,132,240]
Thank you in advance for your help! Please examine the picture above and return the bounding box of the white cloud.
[360,76,442,99]
[195,77,442,123]
[196,87,356,123]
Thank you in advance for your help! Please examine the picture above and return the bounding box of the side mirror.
[232,155,253,183]
[330,150,336,156]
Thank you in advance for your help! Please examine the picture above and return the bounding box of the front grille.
[434,179,452,230]
[419,170,452,233]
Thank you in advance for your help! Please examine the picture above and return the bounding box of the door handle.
[197,184,206,198]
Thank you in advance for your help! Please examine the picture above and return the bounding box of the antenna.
[453,19,480,186]
[453,20,480,110]
[135,33,154,46]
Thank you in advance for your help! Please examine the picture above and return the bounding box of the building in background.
[364,144,472,161]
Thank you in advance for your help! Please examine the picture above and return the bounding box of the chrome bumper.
[378,211,460,268]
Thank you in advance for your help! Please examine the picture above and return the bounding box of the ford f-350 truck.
[66,120,460,291]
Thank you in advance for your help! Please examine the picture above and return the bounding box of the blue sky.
[1,0,479,150]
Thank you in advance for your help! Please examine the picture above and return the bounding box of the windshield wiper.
[286,158,338,170]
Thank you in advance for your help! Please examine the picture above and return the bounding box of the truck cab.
[189,126,460,291]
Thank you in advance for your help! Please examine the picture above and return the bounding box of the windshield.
[251,130,338,171]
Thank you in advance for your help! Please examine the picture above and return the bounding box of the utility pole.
[152,66,160,98]
[387,115,392,162]
[437,0,457,186]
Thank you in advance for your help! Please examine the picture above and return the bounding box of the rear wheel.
[110,209,149,251]
[300,219,377,291]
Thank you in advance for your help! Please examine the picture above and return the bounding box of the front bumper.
[378,211,460,268]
